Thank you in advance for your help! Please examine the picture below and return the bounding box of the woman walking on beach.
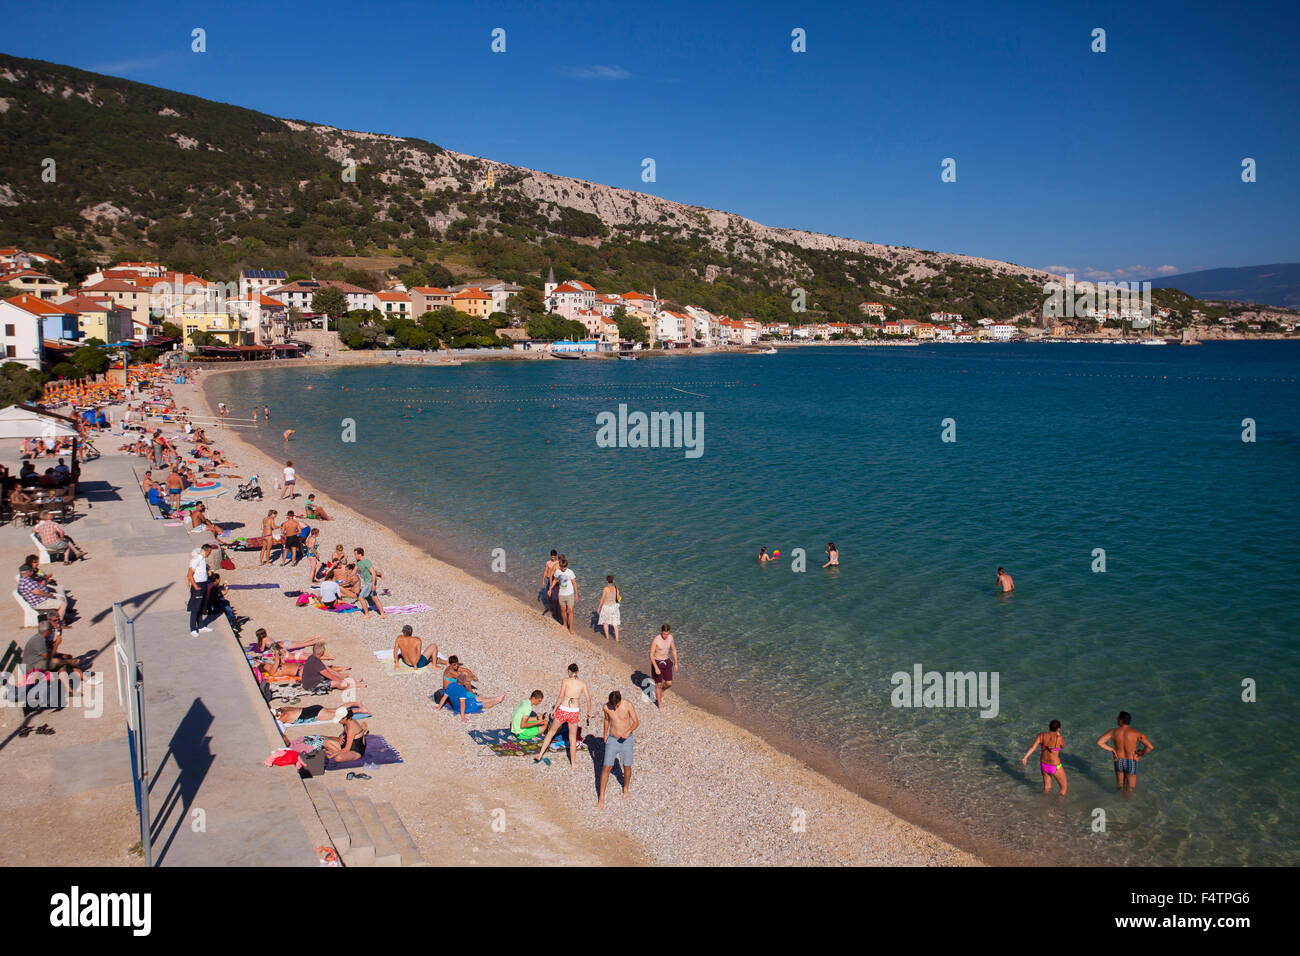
[1021,719,1067,795]
[534,664,592,768]
[596,575,621,642]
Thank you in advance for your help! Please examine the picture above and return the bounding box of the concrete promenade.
[0,441,324,866]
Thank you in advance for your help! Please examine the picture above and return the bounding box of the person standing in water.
[822,542,839,569]
[1096,711,1154,795]
[1021,719,1067,795]
[996,567,1015,592]
[597,690,639,808]
[533,663,591,768]
[649,624,679,710]
[596,575,621,642]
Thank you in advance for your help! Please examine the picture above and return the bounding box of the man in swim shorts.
[996,567,1015,593]
[598,690,639,808]
[649,624,679,710]
[510,690,547,741]
[1096,711,1154,795]
[394,624,440,669]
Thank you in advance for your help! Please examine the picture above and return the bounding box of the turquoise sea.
[207,343,1300,866]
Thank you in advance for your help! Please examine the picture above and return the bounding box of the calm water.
[208,343,1300,866]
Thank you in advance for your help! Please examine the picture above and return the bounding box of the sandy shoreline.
[188,364,981,866]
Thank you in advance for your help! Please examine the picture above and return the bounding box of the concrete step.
[329,787,375,867]
[352,794,402,867]
[376,801,425,867]
[303,777,348,856]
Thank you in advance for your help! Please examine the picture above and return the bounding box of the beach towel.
[323,735,403,772]
[229,583,281,590]
[275,718,332,733]
[467,728,551,757]
[382,604,433,616]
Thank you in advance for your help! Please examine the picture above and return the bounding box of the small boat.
[758,347,777,354]
[552,351,581,360]
[1138,338,1168,345]
[619,354,638,361]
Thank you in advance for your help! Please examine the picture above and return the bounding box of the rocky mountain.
[1,51,1061,322]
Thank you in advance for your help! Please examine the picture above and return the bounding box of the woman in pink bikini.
[1020,719,1067,795]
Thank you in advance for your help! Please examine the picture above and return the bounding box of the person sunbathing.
[394,625,443,669]
[274,702,370,725]
[305,495,334,521]
[260,644,304,683]
[436,679,506,723]
[185,502,223,542]
[300,643,363,692]
[321,706,371,764]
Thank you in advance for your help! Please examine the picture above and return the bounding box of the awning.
[0,403,83,439]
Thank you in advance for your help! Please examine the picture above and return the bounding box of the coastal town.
[2,246,1297,371]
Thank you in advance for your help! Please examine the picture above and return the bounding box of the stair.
[301,778,423,867]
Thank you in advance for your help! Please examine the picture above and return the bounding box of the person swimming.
[1021,719,1067,795]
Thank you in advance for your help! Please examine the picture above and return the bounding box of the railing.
[113,601,151,866]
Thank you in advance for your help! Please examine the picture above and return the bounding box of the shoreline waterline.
[196,360,1033,866]
[189,364,982,868]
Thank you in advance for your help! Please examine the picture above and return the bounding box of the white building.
[0,294,51,368]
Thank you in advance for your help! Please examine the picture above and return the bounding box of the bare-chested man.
[649,624,680,710]
[393,624,441,670]
[597,690,639,808]
[334,562,362,602]
[996,567,1015,593]
[542,549,559,614]
[260,509,279,566]
[533,663,591,768]
[1096,711,1155,794]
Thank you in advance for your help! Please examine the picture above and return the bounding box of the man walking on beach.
[649,624,679,710]
[353,547,385,617]
[597,690,639,808]
[187,544,214,637]
[280,460,296,499]
[542,549,559,615]
[1096,711,1155,795]
[165,467,183,511]
[553,554,577,633]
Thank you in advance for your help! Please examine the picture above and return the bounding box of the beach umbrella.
[181,479,229,500]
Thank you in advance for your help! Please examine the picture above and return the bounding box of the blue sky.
[8,0,1299,278]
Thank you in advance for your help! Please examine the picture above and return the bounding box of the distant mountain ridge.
[1147,264,1300,309]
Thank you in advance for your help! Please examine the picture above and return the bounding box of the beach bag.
[296,594,311,606]
[298,750,326,778]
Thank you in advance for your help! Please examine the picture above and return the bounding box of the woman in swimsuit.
[322,707,369,764]
[260,643,304,683]
[532,664,592,768]
[1020,719,1067,795]
[303,528,323,583]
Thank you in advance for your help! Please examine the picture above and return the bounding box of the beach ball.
[773,549,781,557]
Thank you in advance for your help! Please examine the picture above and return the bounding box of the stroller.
[235,475,263,501]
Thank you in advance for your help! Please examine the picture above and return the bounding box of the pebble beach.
[185,365,980,867]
